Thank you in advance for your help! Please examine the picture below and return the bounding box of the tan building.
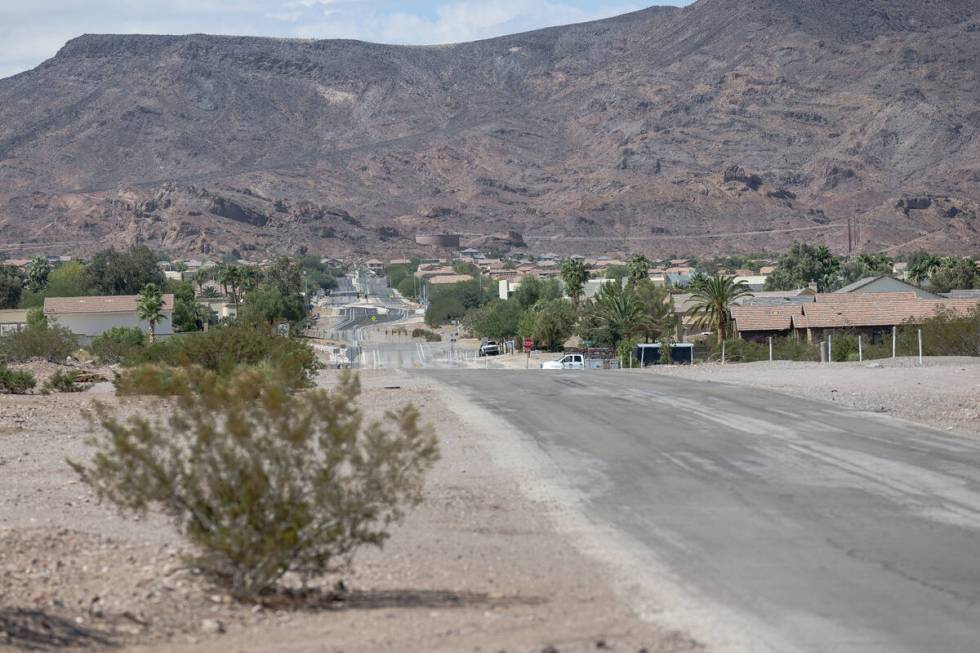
[44,295,175,344]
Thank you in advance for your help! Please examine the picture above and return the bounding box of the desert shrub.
[90,327,147,364]
[829,334,859,362]
[710,337,820,362]
[0,311,78,363]
[411,328,442,342]
[918,304,980,356]
[135,325,321,389]
[0,364,36,394]
[114,364,198,396]
[70,370,439,600]
[43,369,91,393]
[617,338,641,368]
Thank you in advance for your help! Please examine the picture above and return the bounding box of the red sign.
[523,337,533,351]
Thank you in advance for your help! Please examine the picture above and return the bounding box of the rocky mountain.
[1,0,979,259]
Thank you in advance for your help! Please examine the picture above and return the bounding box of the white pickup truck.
[540,354,585,370]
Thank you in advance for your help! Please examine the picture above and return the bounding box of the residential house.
[834,276,940,299]
[675,288,814,341]
[733,274,769,291]
[365,259,385,274]
[415,265,460,282]
[0,309,29,336]
[732,304,804,342]
[44,294,175,344]
[728,291,978,344]
[428,274,475,286]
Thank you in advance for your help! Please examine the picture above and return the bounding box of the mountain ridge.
[1,0,979,258]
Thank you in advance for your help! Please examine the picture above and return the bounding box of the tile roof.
[732,304,803,332]
[44,294,175,315]
[428,274,476,285]
[795,297,978,329]
[813,291,918,302]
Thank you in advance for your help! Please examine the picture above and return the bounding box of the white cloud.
[0,0,687,79]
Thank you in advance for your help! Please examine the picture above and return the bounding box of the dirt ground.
[0,368,697,653]
[643,356,980,436]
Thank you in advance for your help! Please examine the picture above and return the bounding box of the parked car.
[540,354,585,370]
[478,340,500,357]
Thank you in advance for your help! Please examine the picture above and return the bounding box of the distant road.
[423,369,980,653]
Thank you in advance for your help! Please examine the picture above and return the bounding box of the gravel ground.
[0,369,696,653]
[642,356,980,436]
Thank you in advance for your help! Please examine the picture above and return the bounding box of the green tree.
[26,256,50,293]
[560,258,590,309]
[45,261,91,297]
[530,299,576,351]
[265,257,303,296]
[689,275,753,344]
[191,269,211,294]
[136,283,165,343]
[87,246,165,295]
[605,264,628,283]
[928,257,979,293]
[464,299,524,340]
[626,255,652,286]
[840,252,893,285]
[0,266,23,309]
[634,279,676,343]
[241,284,306,325]
[764,242,841,292]
[70,370,439,600]
[593,282,646,347]
[167,281,206,332]
[906,251,942,286]
[513,275,560,310]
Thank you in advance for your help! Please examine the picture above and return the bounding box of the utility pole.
[847,218,853,254]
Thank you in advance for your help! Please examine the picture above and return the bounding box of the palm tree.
[192,269,210,295]
[136,283,165,343]
[593,281,646,345]
[218,265,243,311]
[907,253,941,286]
[688,275,753,345]
[626,255,652,286]
[634,279,677,343]
[560,258,590,309]
[26,256,50,293]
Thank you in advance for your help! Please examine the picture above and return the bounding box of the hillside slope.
[1,0,979,258]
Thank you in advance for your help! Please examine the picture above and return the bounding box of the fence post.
[918,328,923,366]
[828,334,833,363]
[721,340,726,365]
[768,337,773,362]
[858,335,863,363]
[892,326,897,358]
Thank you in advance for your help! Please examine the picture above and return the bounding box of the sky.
[0,0,693,79]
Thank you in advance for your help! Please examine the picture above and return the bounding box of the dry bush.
[42,369,91,393]
[70,370,439,600]
[0,364,36,394]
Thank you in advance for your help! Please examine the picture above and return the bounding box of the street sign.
[523,337,533,350]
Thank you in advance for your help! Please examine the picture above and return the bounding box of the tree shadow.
[0,608,115,651]
[258,587,545,612]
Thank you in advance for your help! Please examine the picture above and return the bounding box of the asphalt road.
[423,369,980,653]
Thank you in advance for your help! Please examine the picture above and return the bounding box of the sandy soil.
[0,370,696,653]
[643,356,980,436]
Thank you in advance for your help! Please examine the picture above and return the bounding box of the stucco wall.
[50,311,173,344]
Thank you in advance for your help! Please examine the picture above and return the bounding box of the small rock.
[200,618,225,634]
[596,641,609,650]
[542,647,560,653]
